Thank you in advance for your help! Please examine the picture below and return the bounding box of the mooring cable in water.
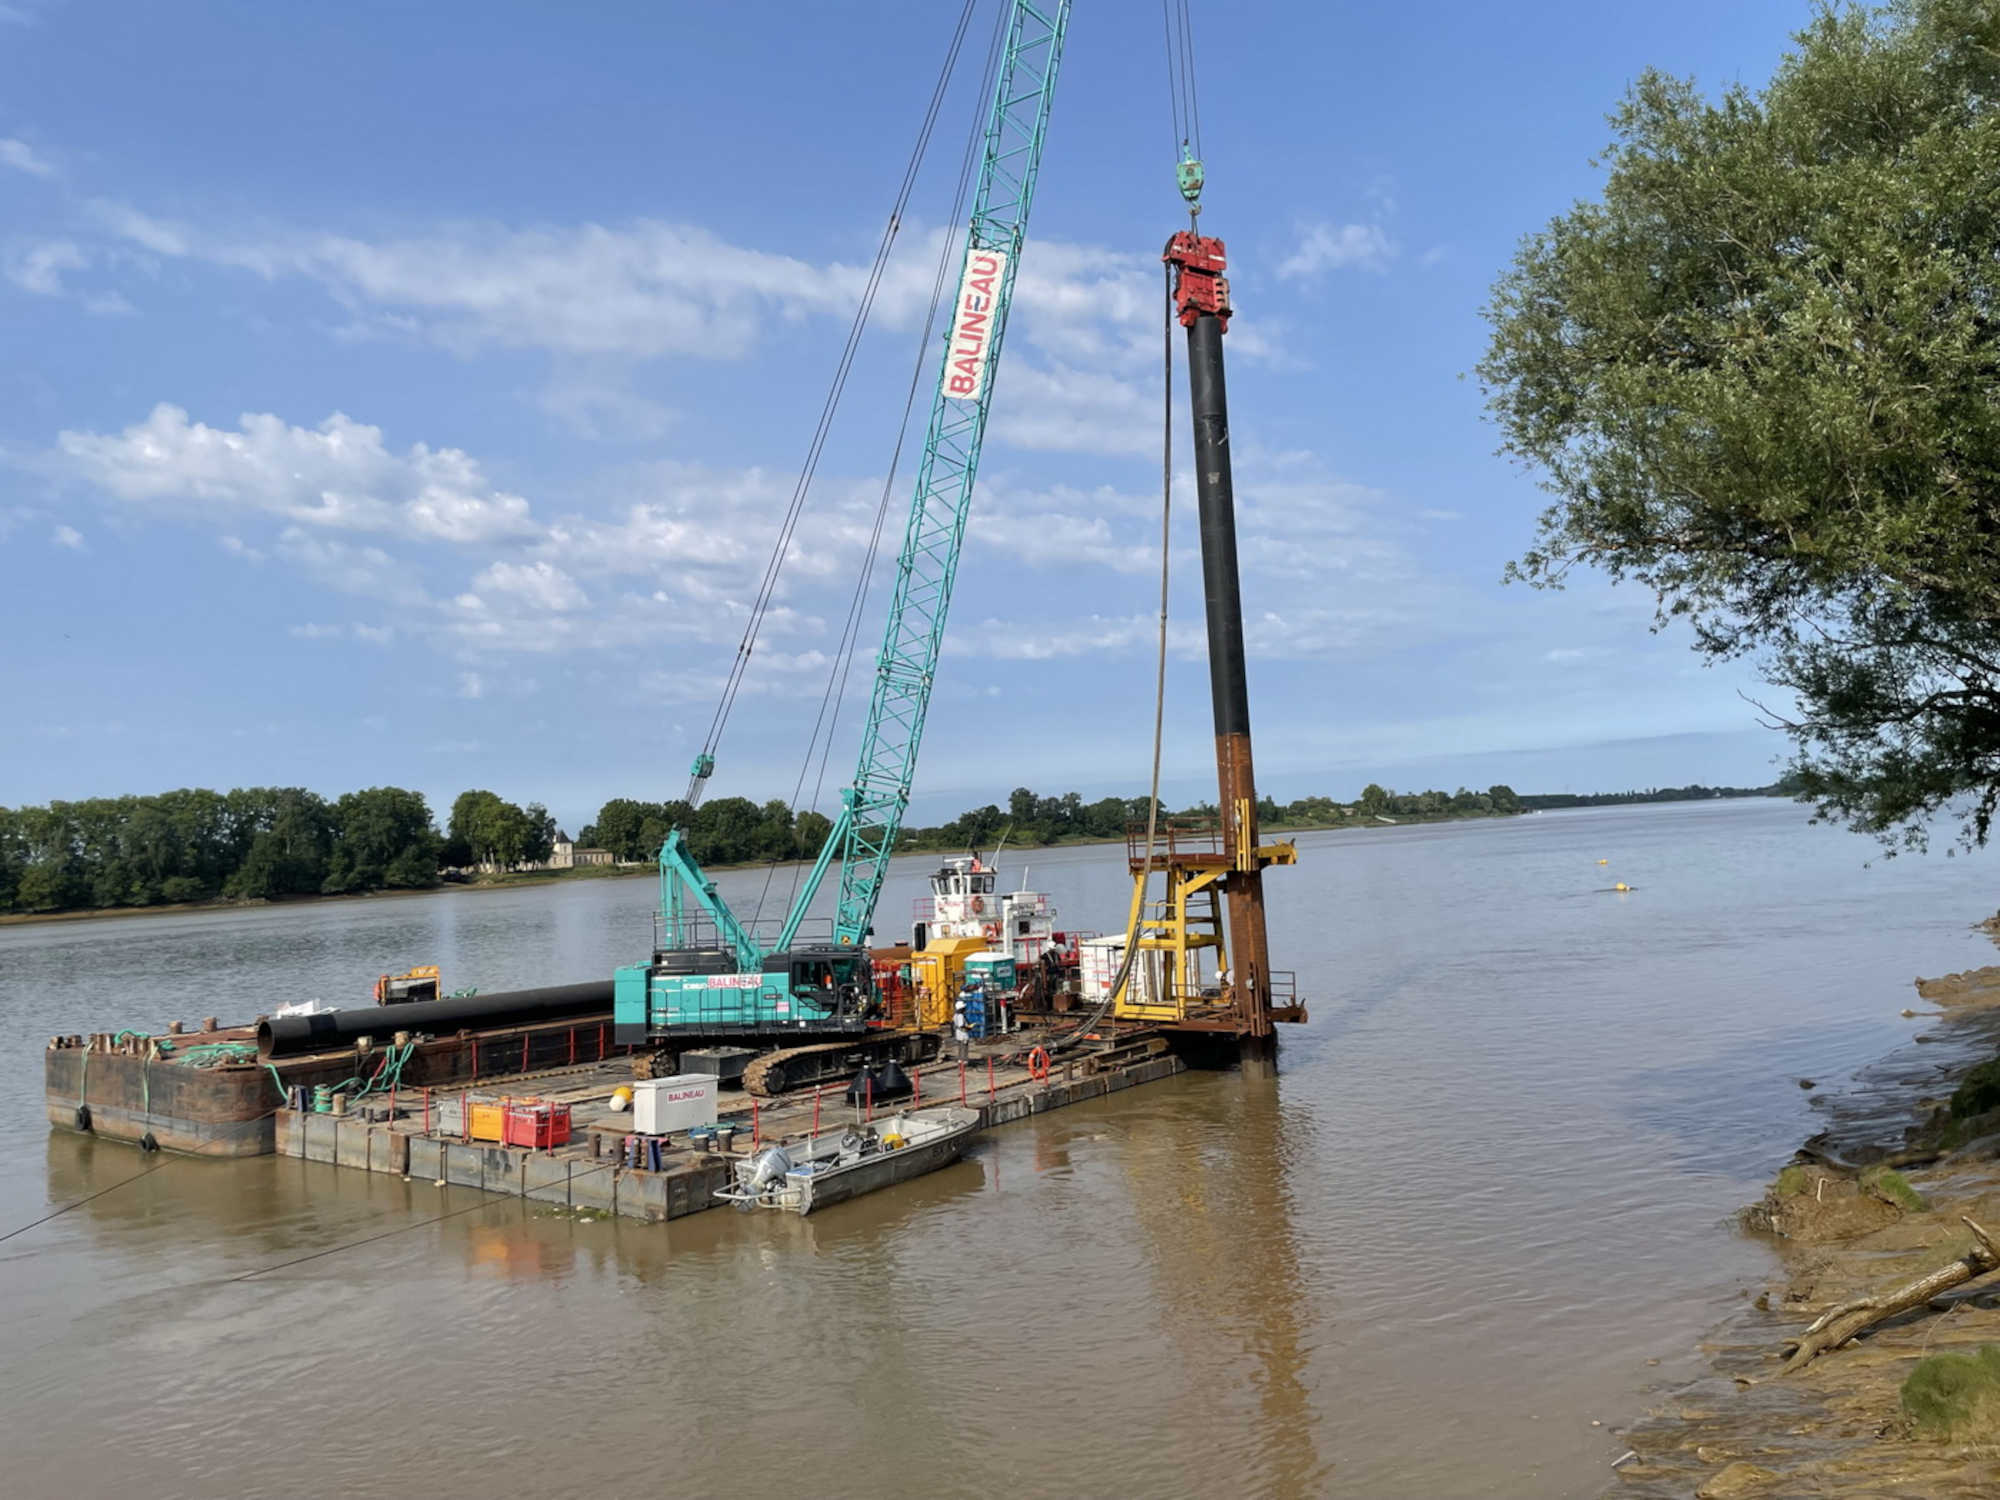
[224,1158,623,1283]
[0,1156,169,1246]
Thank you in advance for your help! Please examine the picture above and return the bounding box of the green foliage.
[0,785,440,913]
[1481,0,2000,853]
[1860,1165,1929,1213]
[446,789,549,871]
[1773,1164,1809,1197]
[1950,1056,2000,1119]
[1901,1345,2000,1441]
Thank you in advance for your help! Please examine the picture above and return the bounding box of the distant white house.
[550,831,615,870]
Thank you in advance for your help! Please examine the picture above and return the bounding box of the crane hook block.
[1176,149,1204,210]
[690,753,715,781]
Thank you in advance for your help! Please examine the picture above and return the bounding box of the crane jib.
[945,247,1008,401]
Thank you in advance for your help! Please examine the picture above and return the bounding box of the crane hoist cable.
[1045,261,1179,1054]
[1049,7,1205,1051]
[680,0,987,812]
[751,0,1011,931]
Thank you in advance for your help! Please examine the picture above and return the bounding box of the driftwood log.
[1780,1217,2000,1374]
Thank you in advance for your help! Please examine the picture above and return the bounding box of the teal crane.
[615,0,1073,1085]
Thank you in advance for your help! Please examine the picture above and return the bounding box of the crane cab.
[908,855,1059,1024]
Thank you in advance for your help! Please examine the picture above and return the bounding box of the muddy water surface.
[4,799,1997,1498]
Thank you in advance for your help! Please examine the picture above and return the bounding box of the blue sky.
[1,0,1810,834]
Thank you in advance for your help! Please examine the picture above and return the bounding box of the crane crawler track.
[742,1031,943,1098]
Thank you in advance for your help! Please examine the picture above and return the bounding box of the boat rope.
[751,0,1011,932]
[224,1159,621,1283]
[680,0,988,813]
[0,1157,167,1245]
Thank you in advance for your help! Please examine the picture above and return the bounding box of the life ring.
[971,896,985,915]
[1027,1046,1050,1083]
[373,975,386,1002]
[982,922,1000,941]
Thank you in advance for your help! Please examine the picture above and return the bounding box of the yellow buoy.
[1596,859,1608,865]
[1613,882,1630,892]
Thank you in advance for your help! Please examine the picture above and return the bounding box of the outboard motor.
[746,1146,792,1191]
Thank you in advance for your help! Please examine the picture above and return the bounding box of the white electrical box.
[631,1074,719,1135]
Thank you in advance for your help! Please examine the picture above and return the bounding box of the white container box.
[631,1074,719,1135]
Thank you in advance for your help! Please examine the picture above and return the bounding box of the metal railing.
[653,910,835,959]
[1125,816,1226,866]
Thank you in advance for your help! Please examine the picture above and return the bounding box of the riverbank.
[1614,947,2000,1496]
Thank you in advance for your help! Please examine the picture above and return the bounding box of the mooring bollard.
[987,1056,996,1102]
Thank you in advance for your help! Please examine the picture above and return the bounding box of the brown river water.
[5,799,1999,1498]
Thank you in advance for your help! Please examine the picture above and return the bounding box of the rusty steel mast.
[1161,227,1299,1055]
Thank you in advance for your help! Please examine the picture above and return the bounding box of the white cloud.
[353,623,396,645]
[457,671,485,700]
[218,534,265,563]
[56,404,539,545]
[1278,222,1397,278]
[471,559,587,612]
[289,622,343,640]
[0,138,52,177]
[274,527,410,599]
[538,380,676,441]
[992,363,1152,455]
[6,240,84,295]
[49,523,83,549]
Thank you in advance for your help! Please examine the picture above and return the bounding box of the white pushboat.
[714,1105,981,1215]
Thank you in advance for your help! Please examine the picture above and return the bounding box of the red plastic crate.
[502,1101,572,1149]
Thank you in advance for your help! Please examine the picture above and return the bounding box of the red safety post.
[959,1061,967,1105]
[813,1086,822,1136]
[520,1035,529,1074]
[912,1065,922,1107]
[471,1037,479,1083]
[987,1056,996,1102]
[865,1074,873,1123]
[568,1027,576,1066]
[598,1022,606,1060]
[752,1098,760,1150]
[423,1087,432,1134]
[460,1090,470,1143]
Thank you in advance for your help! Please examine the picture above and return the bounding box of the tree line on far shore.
[1,776,1793,916]
[1,786,566,915]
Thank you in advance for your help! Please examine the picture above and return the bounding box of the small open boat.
[715,1105,981,1214]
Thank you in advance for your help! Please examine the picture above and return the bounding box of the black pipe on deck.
[257,980,613,1057]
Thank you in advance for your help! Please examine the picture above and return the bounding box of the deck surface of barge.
[273,1038,1184,1222]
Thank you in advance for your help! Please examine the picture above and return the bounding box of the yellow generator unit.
[910,936,990,1030]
